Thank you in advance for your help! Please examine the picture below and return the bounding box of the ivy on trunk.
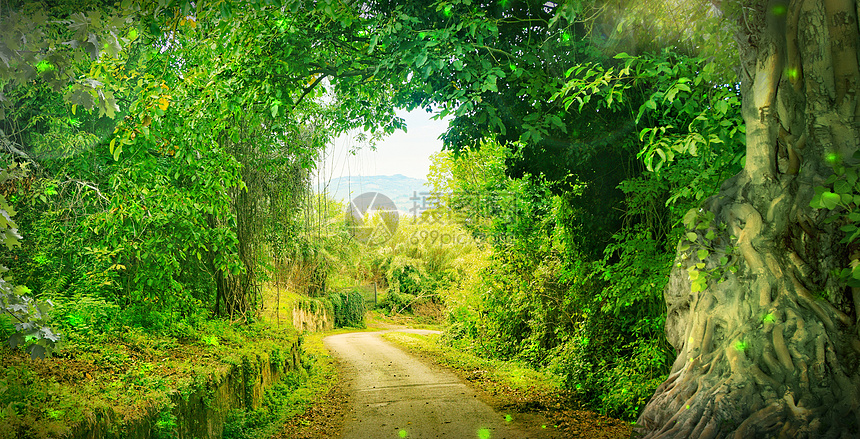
[636,0,860,436]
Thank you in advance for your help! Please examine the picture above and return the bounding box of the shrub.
[378,289,417,315]
[327,289,364,328]
[51,295,121,344]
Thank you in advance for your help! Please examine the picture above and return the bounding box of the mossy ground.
[0,316,299,439]
[0,282,314,439]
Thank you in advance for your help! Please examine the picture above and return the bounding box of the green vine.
[810,151,860,286]
[678,208,738,292]
[327,289,365,328]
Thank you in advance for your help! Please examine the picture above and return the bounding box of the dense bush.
[327,289,365,328]
[427,48,745,419]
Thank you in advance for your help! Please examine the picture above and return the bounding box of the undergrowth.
[0,315,299,439]
[381,331,563,403]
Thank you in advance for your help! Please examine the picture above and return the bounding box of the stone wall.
[70,339,303,439]
[291,301,333,332]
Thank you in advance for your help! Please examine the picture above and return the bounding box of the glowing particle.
[763,313,775,324]
[443,5,452,17]
[35,60,54,73]
[786,67,799,81]
[734,340,748,351]
[399,429,408,438]
[509,63,517,71]
[772,4,788,16]
[561,31,571,42]
[542,425,547,429]
[505,414,513,423]
[478,428,491,439]
[826,152,840,164]
[686,404,690,409]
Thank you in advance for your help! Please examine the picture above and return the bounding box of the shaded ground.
[271,362,350,439]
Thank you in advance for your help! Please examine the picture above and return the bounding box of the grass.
[0,286,305,439]
[0,285,443,439]
[381,331,562,401]
[0,318,301,439]
[381,331,634,438]
[220,287,381,439]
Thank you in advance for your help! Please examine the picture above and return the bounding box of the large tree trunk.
[635,0,860,437]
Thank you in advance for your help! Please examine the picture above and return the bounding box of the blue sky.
[320,109,449,181]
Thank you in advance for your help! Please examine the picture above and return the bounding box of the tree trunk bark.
[635,0,860,437]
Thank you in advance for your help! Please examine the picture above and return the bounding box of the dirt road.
[325,330,553,439]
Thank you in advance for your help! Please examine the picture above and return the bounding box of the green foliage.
[327,289,365,328]
[378,289,418,316]
[810,151,860,286]
[0,0,751,427]
[152,405,178,439]
[53,294,120,336]
[0,163,61,358]
[222,371,309,439]
[677,208,738,293]
[431,44,743,420]
[549,326,669,419]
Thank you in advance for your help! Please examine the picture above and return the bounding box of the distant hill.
[318,174,432,213]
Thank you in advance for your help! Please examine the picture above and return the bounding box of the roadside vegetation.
[3,0,857,437]
[382,330,632,438]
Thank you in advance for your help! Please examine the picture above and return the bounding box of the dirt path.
[325,330,557,439]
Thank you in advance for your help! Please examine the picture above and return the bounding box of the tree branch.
[0,129,39,168]
[292,73,328,111]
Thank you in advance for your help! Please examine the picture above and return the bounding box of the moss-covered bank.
[0,320,305,439]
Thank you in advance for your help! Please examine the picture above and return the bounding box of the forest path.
[325,329,556,439]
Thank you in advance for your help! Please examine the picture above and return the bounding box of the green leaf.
[220,1,233,19]
[415,52,427,67]
[821,191,841,210]
[697,249,709,260]
[683,209,698,227]
[368,34,379,54]
[685,232,697,242]
[834,180,852,194]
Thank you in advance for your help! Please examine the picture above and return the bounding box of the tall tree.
[636,0,860,436]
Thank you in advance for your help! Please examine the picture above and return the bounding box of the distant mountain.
[318,174,432,213]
